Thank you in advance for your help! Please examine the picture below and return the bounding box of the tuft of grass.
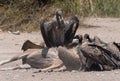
[0,0,120,32]
[54,0,81,16]
[93,0,120,17]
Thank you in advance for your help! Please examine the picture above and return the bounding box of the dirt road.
[0,18,120,81]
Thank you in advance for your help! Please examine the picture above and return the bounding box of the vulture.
[40,10,79,47]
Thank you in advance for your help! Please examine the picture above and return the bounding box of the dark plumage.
[113,42,120,51]
[64,15,79,45]
[40,10,79,47]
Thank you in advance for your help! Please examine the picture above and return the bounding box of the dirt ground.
[0,18,120,81]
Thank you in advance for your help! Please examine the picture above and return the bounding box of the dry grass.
[0,0,120,32]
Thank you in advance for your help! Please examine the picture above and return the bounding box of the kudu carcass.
[0,40,83,72]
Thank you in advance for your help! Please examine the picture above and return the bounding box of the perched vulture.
[40,10,79,47]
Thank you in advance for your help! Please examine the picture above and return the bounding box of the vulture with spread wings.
[40,10,79,47]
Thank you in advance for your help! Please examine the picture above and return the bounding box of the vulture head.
[83,34,92,43]
[72,15,79,23]
[55,9,65,29]
[71,15,79,28]
[56,10,62,20]
[74,34,83,44]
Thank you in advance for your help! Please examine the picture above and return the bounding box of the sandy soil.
[0,18,120,81]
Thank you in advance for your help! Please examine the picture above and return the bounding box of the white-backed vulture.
[40,10,79,47]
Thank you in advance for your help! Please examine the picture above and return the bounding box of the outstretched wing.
[64,16,79,44]
[40,21,53,47]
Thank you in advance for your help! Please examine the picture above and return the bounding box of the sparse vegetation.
[0,0,120,32]
[93,0,120,17]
